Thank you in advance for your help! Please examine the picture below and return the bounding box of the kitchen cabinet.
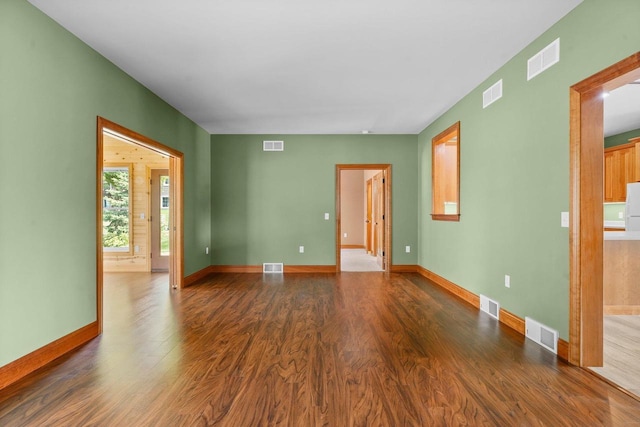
[604,139,640,202]
[604,233,640,315]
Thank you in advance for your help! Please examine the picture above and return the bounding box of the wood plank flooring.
[2,272,640,426]
[591,315,640,397]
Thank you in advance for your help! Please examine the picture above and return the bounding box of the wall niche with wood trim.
[431,121,460,221]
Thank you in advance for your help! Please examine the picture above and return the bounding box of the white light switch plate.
[561,212,569,228]
[324,213,330,220]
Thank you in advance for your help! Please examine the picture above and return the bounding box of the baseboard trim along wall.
[415,266,570,362]
[340,245,366,249]
[184,266,215,286]
[206,265,338,274]
[0,321,99,391]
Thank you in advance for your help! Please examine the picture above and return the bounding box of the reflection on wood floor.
[2,272,640,425]
[590,315,640,398]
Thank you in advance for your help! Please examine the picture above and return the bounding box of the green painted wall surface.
[210,135,418,267]
[604,203,625,221]
[418,0,640,340]
[0,0,211,367]
[605,127,640,148]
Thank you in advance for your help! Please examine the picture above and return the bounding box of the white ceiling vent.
[527,38,560,81]
[263,140,284,152]
[525,317,558,354]
[479,294,500,320]
[482,79,503,109]
[263,263,284,273]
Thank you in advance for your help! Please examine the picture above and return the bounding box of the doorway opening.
[97,117,184,333]
[569,52,640,370]
[336,164,391,272]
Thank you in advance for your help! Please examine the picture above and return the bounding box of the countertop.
[604,231,640,240]
[604,220,625,229]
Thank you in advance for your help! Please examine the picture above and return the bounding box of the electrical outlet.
[505,275,511,288]
[405,246,411,253]
[619,211,624,219]
[299,246,304,253]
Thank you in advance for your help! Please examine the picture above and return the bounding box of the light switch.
[561,212,569,228]
[405,246,411,253]
[324,213,330,220]
[299,246,304,253]
[140,213,145,219]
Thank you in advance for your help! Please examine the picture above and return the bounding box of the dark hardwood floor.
[2,272,640,426]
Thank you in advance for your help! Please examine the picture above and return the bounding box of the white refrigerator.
[625,182,640,231]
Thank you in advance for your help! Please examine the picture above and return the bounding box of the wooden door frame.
[150,168,170,272]
[97,117,184,333]
[336,164,392,272]
[569,52,640,366]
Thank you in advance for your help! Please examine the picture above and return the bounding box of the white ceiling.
[604,81,640,138]
[29,0,582,135]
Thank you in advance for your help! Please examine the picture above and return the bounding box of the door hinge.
[382,178,385,184]
[382,251,385,256]
[150,252,153,258]
[382,214,385,220]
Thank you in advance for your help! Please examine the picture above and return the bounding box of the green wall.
[418,0,640,340]
[604,203,625,221]
[210,135,418,267]
[605,127,640,148]
[0,0,211,367]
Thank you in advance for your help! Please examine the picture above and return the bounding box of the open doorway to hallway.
[569,52,640,397]
[97,117,184,332]
[336,164,391,272]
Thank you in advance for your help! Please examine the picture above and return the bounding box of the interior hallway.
[1,272,640,425]
[341,248,383,272]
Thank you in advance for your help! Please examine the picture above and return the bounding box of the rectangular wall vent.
[263,140,284,151]
[525,317,558,354]
[482,79,503,109]
[527,38,560,80]
[263,263,284,273]
[479,294,500,320]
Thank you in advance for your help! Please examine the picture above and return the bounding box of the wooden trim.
[604,140,637,152]
[557,338,570,362]
[284,265,336,273]
[336,164,392,273]
[430,214,461,221]
[340,244,365,249]
[569,52,640,367]
[183,266,215,287]
[98,117,185,314]
[390,264,418,273]
[499,308,525,335]
[431,121,461,221]
[0,322,99,391]
[96,120,104,333]
[417,266,479,307]
[210,265,263,273]
[417,267,570,362]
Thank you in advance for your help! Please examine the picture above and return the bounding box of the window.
[432,122,460,221]
[102,165,132,252]
[161,196,169,208]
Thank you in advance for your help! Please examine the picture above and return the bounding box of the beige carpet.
[341,248,383,272]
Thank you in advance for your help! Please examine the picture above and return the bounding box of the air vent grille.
[527,38,560,80]
[525,317,558,354]
[479,294,500,320]
[263,141,284,151]
[482,79,503,109]
[263,263,284,273]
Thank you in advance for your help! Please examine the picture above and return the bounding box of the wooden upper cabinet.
[604,139,640,202]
